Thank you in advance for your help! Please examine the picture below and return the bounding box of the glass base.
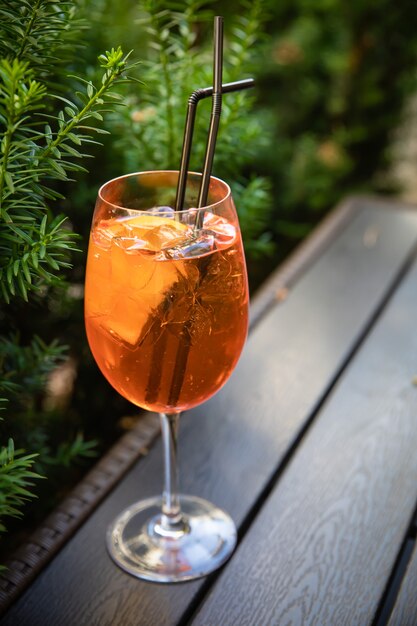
[107,495,237,582]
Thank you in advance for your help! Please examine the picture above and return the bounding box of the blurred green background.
[1,0,417,548]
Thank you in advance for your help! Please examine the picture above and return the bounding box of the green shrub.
[0,440,42,541]
[257,0,417,238]
[0,0,135,542]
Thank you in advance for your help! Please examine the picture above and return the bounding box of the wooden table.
[2,196,417,625]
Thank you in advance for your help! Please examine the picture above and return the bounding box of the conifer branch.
[0,0,143,548]
[0,46,137,302]
[0,439,43,537]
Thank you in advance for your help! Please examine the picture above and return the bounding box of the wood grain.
[249,195,361,327]
[2,200,417,626]
[192,245,417,626]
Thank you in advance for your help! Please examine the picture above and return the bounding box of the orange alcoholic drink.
[85,171,249,583]
[85,171,248,414]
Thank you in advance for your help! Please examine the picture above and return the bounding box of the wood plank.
[249,195,361,326]
[192,246,417,626]
[388,539,417,626]
[2,200,417,626]
[249,196,417,326]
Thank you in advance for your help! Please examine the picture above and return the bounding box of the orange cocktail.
[85,208,248,413]
[85,171,249,583]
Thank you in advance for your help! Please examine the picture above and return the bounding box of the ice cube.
[146,223,190,252]
[111,239,133,288]
[201,213,236,247]
[92,222,124,248]
[100,296,151,348]
[111,238,157,292]
[163,232,215,260]
[113,236,148,252]
[100,249,182,346]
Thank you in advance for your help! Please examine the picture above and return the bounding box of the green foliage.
[45,433,97,468]
[256,0,417,238]
[0,47,135,303]
[0,1,84,79]
[0,439,42,535]
[0,0,137,548]
[0,335,66,404]
[0,333,97,477]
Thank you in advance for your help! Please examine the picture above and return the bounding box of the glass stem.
[159,412,185,532]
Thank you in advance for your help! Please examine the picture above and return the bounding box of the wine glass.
[84,170,249,582]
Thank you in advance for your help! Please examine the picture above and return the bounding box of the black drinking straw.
[195,15,223,226]
[174,79,254,212]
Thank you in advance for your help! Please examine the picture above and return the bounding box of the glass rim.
[97,170,232,213]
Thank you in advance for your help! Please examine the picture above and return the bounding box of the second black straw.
[175,15,254,220]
